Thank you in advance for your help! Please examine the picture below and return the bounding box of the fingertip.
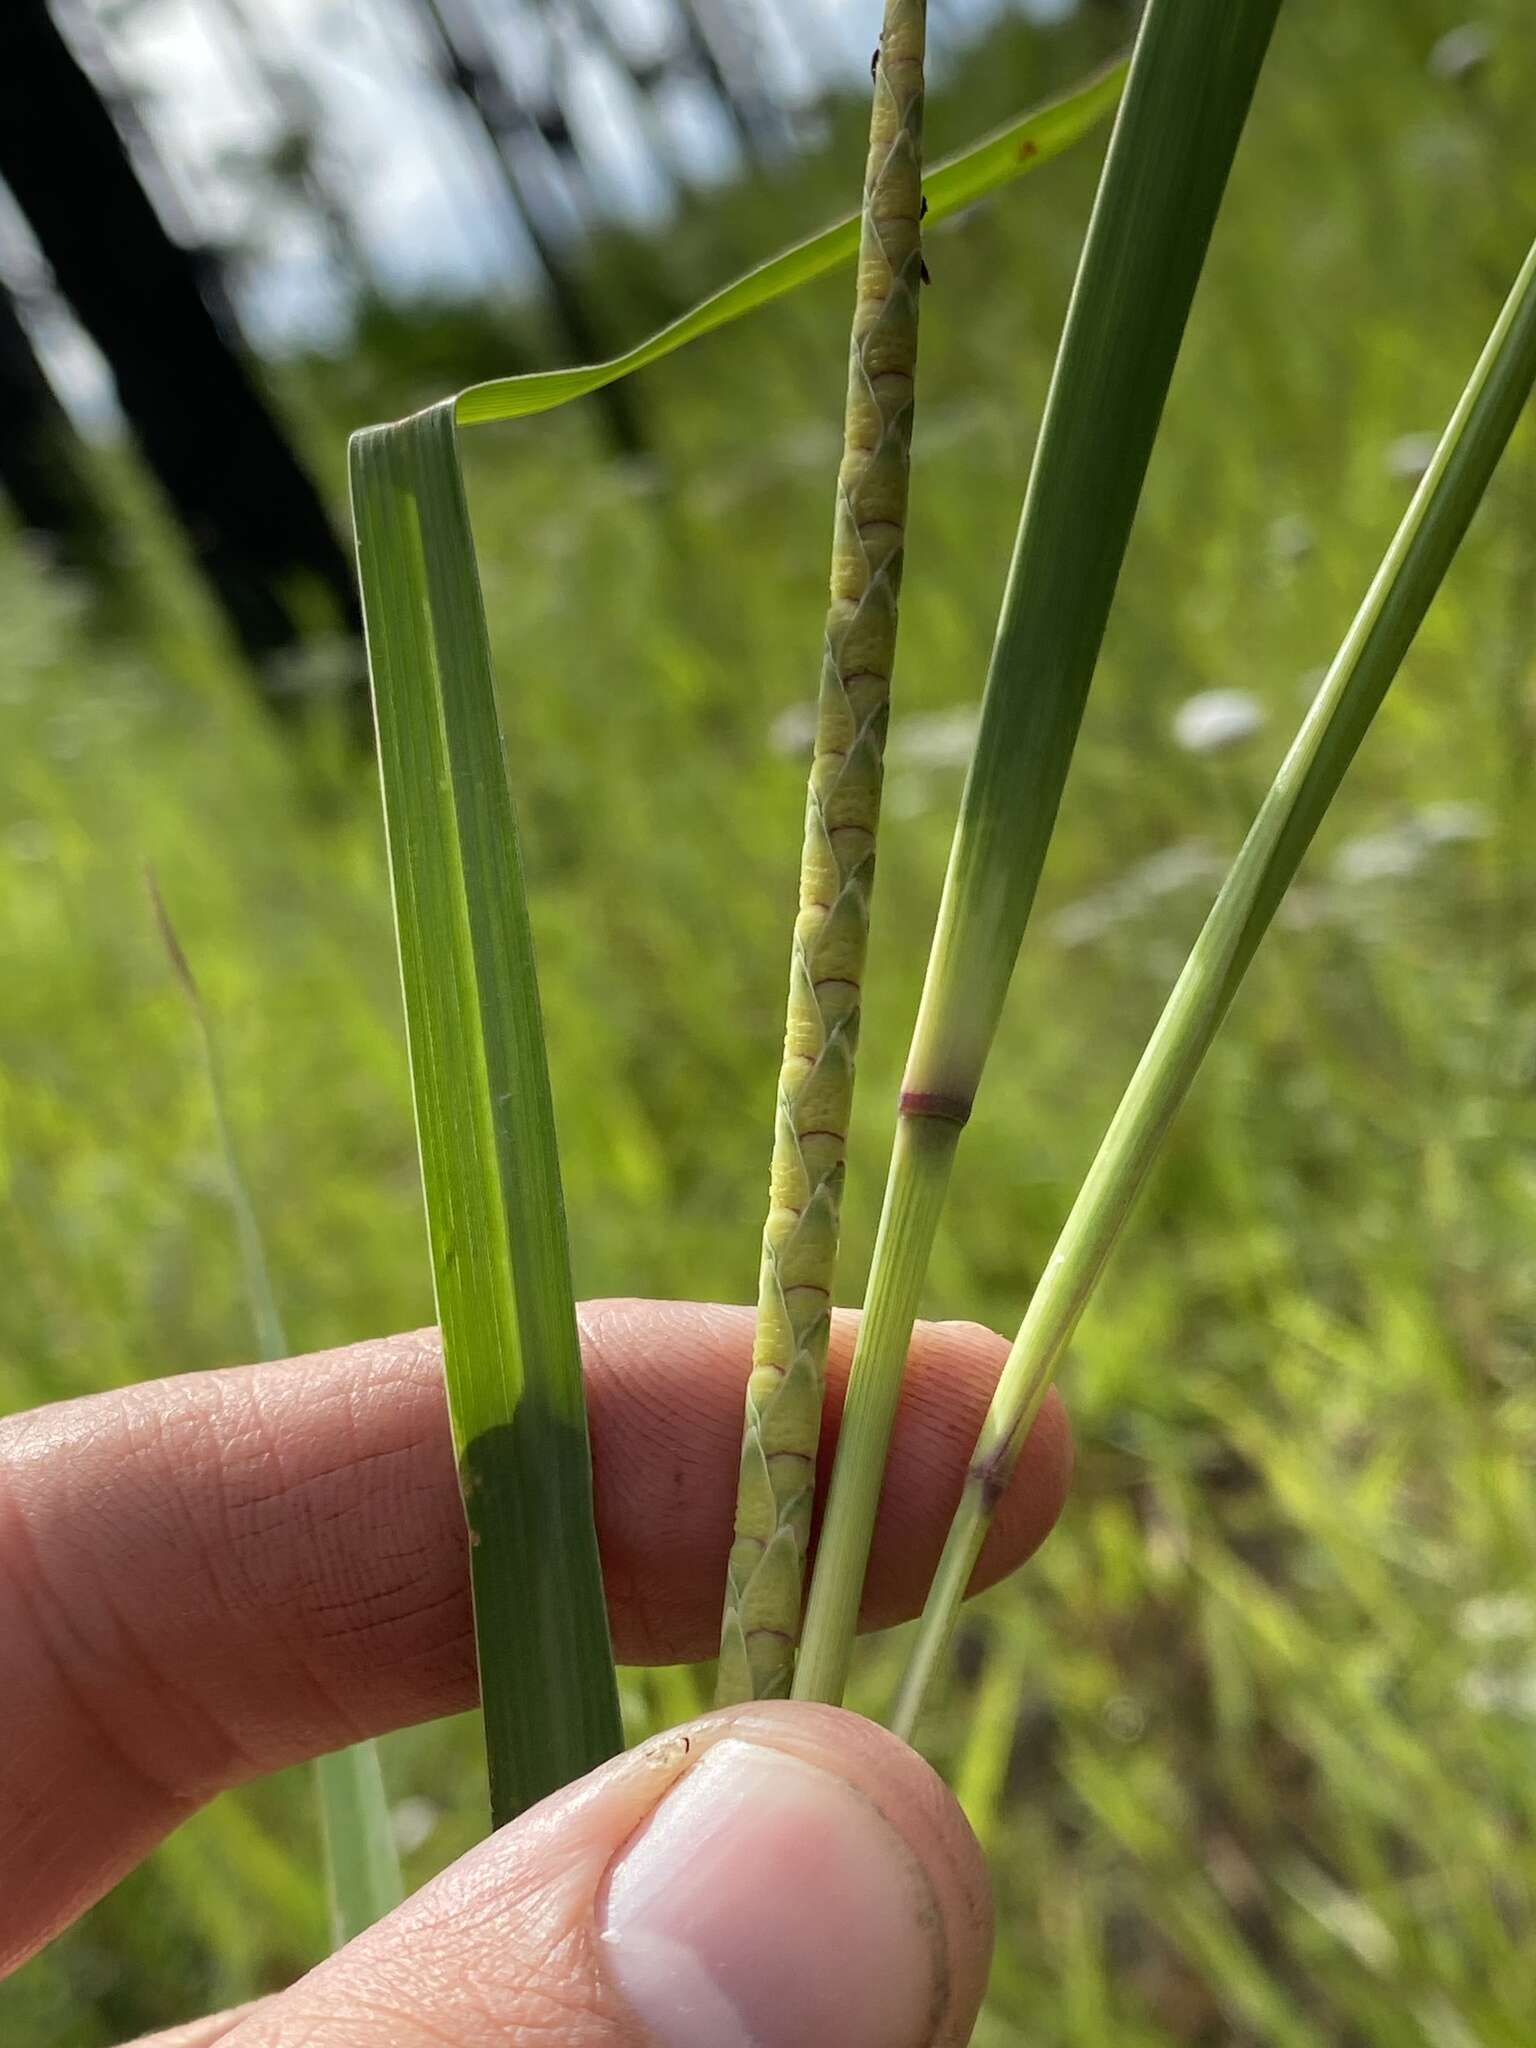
[255,1703,991,2048]
[600,1702,993,2048]
[122,2005,260,2045]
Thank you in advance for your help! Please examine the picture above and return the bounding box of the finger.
[125,2005,261,2045]
[1,1302,1069,1967]
[219,1703,991,2048]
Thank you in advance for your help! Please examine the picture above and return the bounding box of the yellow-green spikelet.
[718,0,926,1705]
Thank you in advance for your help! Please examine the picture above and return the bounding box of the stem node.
[897,1089,972,1125]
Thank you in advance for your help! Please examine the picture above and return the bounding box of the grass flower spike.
[717,0,928,1704]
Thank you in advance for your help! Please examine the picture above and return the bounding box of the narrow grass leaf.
[895,230,1536,1738]
[147,873,404,1941]
[350,399,621,1826]
[795,0,1281,1707]
[453,62,1124,428]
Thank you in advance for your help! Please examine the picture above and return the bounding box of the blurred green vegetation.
[4,2,1536,2040]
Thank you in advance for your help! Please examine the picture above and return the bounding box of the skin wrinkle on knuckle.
[590,1426,692,1664]
[57,1353,463,1800]
[3,1397,258,1798]
[0,1479,203,1825]
[197,1379,380,1750]
[229,1366,470,1708]
[586,1300,742,1666]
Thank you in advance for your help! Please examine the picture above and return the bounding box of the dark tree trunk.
[549,0,688,196]
[419,0,648,459]
[0,0,362,714]
[203,0,373,298]
[673,0,781,164]
[0,281,118,580]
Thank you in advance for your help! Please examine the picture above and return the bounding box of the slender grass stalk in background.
[310,1743,402,1945]
[147,874,284,1363]
[716,0,929,1707]
[146,873,404,1943]
[350,403,621,1827]
[794,0,1282,1707]
[893,229,1536,1740]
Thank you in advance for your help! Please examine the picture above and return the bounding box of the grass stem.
[792,1111,960,1702]
[894,228,1536,1740]
[796,0,1281,1705]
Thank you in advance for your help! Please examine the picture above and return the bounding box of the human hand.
[2,1300,1070,2045]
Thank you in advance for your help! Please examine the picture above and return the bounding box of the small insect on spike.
[921,258,932,286]
[920,193,929,217]
[870,45,880,80]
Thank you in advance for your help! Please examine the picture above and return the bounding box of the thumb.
[219,1703,994,2048]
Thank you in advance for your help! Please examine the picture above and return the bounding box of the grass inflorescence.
[717,0,930,1707]
[9,2,1536,2038]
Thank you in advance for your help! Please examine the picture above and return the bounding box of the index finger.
[0,1300,1069,1970]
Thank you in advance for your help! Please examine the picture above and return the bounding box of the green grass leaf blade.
[795,0,1280,1709]
[453,61,1125,430]
[313,1745,404,1946]
[350,399,621,1827]
[905,0,1280,1110]
[894,229,1536,1740]
[148,873,404,1943]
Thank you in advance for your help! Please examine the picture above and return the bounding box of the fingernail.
[599,1737,941,2048]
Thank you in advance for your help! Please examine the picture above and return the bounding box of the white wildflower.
[389,1796,441,1856]
[890,707,978,770]
[1460,1666,1536,1719]
[1333,802,1490,885]
[1428,23,1494,83]
[1333,825,1427,885]
[1051,840,1225,950]
[1172,688,1267,754]
[1267,512,1314,565]
[1385,431,1438,484]
[1458,1591,1535,1643]
[1416,800,1490,846]
[768,701,819,757]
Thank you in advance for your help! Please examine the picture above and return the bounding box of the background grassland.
[4,2,1536,2040]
